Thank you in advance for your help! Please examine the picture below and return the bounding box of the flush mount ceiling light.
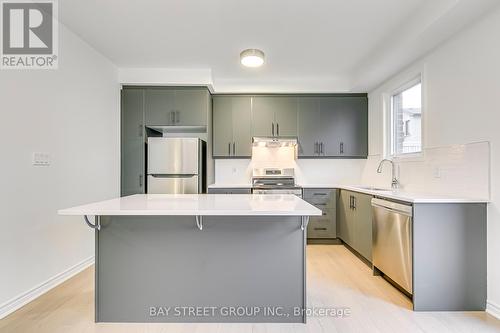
[240,49,265,68]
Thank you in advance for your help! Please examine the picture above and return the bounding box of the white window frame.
[384,72,425,160]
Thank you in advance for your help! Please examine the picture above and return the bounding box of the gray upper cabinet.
[212,94,367,159]
[232,98,253,156]
[297,95,368,158]
[121,88,145,196]
[252,96,297,137]
[252,96,276,137]
[144,89,175,125]
[297,97,321,156]
[212,97,233,157]
[212,96,252,157]
[174,88,209,126]
[145,87,209,126]
[319,96,368,157]
[273,97,297,136]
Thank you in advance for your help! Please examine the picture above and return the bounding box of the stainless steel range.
[251,168,302,197]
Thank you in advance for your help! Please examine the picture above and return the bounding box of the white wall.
[367,6,500,317]
[0,24,119,317]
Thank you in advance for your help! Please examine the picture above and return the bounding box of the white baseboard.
[0,256,94,320]
[487,300,500,320]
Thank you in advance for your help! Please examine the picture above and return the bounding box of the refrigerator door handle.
[147,175,199,194]
[149,174,197,178]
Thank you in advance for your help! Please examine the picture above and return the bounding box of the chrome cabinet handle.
[320,142,324,155]
[228,142,231,155]
[272,123,275,136]
[340,142,344,154]
[233,142,235,155]
[176,110,180,124]
[276,123,279,136]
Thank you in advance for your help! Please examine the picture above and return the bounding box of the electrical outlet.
[433,166,441,178]
[33,152,51,166]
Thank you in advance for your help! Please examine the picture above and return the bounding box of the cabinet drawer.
[313,206,335,219]
[304,189,336,206]
[308,216,336,238]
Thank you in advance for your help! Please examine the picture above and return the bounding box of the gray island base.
[96,215,307,323]
[58,194,322,323]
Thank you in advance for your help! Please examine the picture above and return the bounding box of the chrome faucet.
[377,159,400,189]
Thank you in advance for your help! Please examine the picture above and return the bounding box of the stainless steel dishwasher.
[372,198,413,295]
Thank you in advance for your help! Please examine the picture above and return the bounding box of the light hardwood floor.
[1,245,499,333]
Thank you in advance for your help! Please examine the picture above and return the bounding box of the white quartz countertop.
[58,194,322,216]
[300,184,489,203]
[208,183,487,203]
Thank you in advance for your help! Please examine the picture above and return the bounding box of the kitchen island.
[59,194,321,323]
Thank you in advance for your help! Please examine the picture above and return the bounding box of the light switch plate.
[33,152,51,166]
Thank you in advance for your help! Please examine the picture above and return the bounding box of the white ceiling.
[59,0,499,92]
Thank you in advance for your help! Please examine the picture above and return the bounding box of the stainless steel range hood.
[252,136,298,148]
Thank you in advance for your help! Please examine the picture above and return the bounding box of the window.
[390,78,422,156]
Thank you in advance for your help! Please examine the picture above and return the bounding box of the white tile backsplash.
[214,146,367,185]
[361,141,490,199]
[214,142,490,199]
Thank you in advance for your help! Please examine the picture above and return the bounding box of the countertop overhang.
[58,194,323,216]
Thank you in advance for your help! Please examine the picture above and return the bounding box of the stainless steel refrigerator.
[147,137,206,194]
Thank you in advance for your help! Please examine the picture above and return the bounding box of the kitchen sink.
[356,186,393,192]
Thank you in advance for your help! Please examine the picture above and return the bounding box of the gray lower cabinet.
[411,203,486,311]
[212,96,252,157]
[121,88,145,196]
[338,190,354,245]
[337,190,372,261]
[252,96,297,137]
[304,189,337,239]
[207,188,252,194]
[297,95,368,157]
[353,192,373,261]
[145,87,209,126]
